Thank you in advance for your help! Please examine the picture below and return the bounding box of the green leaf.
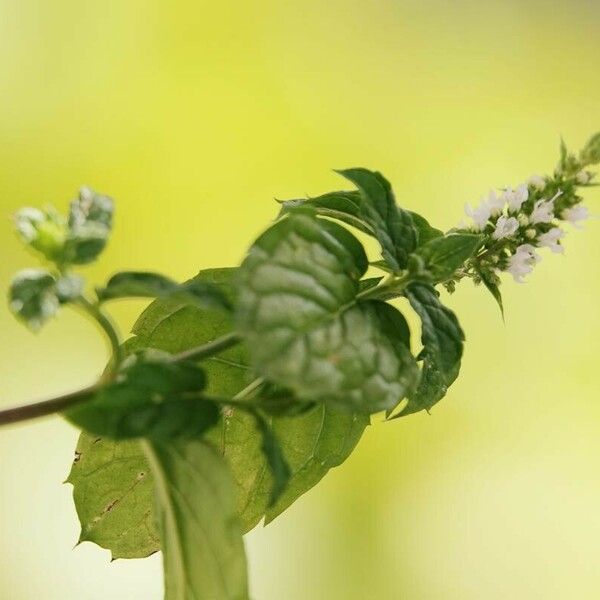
[65,187,114,265]
[143,439,249,600]
[66,435,159,559]
[236,213,419,413]
[279,170,424,272]
[408,211,444,246]
[337,168,417,271]
[65,351,219,440]
[580,131,600,165]
[263,406,368,524]
[279,190,373,235]
[480,271,504,320]
[97,271,231,311]
[9,269,59,330]
[396,283,464,416]
[70,268,370,558]
[415,233,483,283]
[253,413,291,506]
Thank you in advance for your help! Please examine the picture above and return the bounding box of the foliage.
[3,134,600,599]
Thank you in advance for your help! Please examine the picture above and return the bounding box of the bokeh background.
[1,1,600,598]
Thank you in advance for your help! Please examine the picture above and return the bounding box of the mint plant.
[2,135,598,599]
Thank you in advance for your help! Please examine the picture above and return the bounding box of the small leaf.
[580,131,600,165]
[396,283,464,416]
[65,351,219,440]
[236,214,419,413]
[66,434,159,559]
[9,269,59,331]
[279,190,373,235]
[279,170,422,273]
[143,439,249,600]
[64,187,114,264]
[98,271,231,311]
[336,168,417,271]
[480,271,504,320]
[408,211,444,246]
[415,233,484,283]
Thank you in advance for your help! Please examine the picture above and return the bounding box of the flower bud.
[576,170,591,185]
[517,214,529,227]
[14,208,67,263]
[525,228,537,239]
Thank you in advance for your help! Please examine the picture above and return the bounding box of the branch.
[0,332,244,428]
[0,384,99,427]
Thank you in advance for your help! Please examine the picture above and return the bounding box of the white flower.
[485,190,505,216]
[537,227,565,254]
[465,201,491,231]
[576,170,591,185]
[492,216,519,240]
[503,184,529,212]
[561,204,589,229]
[506,244,541,283]
[530,192,560,224]
[528,175,546,190]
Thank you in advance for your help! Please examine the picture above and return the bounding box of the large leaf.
[264,406,367,524]
[236,213,419,413]
[66,435,159,559]
[69,268,369,558]
[397,283,465,416]
[143,439,249,600]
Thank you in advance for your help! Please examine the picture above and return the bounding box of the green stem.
[0,383,100,427]
[174,332,241,363]
[357,272,412,301]
[75,296,124,372]
[233,377,265,401]
[0,331,242,428]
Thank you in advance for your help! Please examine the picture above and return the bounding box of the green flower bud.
[14,208,67,263]
[65,187,114,264]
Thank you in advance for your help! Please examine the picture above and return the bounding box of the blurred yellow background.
[1,1,599,598]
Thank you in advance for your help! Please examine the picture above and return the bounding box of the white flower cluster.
[464,174,590,283]
[464,185,529,231]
